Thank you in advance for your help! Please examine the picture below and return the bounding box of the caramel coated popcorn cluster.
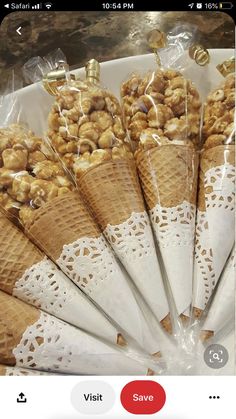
[0,125,73,228]
[47,81,133,179]
[203,73,235,149]
[121,69,201,151]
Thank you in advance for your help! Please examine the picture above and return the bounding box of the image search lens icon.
[204,344,229,369]
[212,353,220,361]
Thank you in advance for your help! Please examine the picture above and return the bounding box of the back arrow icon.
[16,26,22,35]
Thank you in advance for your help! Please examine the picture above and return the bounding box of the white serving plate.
[12,49,234,137]
[3,49,235,375]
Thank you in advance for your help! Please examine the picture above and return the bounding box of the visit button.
[120,380,166,414]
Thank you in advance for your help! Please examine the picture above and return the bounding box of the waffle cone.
[0,291,39,365]
[26,191,100,260]
[193,307,203,319]
[160,314,172,334]
[200,330,214,342]
[77,159,145,230]
[136,144,198,210]
[0,214,43,294]
[198,145,235,211]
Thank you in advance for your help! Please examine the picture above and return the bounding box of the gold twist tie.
[216,57,235,77]
[189,44,210,66]
[85,59,100,84]
[43,61,75,96]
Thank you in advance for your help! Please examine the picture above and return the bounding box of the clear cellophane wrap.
[121,65,201,325]
[46,68,172,339]
[192,73,235,320]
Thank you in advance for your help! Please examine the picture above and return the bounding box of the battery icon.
[219,2,233,9]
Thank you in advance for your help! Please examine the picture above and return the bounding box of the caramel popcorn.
[47,80,133,180]
[203,73,235,147]
[0,125,74,227]
[121,69,201,151]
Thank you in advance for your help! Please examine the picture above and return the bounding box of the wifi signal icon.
[45,2,52,8]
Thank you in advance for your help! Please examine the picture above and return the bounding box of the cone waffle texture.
[135,144,198,318]
[26,191,100,260]
[77,159,145,230]
[0,214,43,294]
[136,144,198,210]
[0,291,39,365]
[198,145,235,211]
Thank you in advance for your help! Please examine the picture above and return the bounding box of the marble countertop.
[0,11,234,90]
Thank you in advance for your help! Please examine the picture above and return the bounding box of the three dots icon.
[209,396,220,399]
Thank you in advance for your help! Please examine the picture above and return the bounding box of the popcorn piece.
[90,111,113,131]
[33,161,64,180]
[12,172,33,203]
[224,91,234,109]
[63,152,76,169]
[79,122,101,142]
[113,119,126,140]
[0,168,15,189]
[0,191,22,216]
[2,148,28,171]
[48,112,60,131]
[92,94,106,111]
[164,118,187,140]
[121,75,141,97]
[98,130,116,149]
[207,89,225,103]
[78,139,97,153]
[147,104,173,128]
[139,128,168,149]
[19,205,36,228]
[223,122,235,138]
[73,157,91,177]
[90,149,111,164]
[169,76,187,90]
[28,150,47,168]
[112,146,132,161]
[29,180,59,206]
[129,120,148,141]
[105,95,120,115]
[204,134,227,150]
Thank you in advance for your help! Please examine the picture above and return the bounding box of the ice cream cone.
[0,212,125,347]
[0,291,39,365]
[136,144,198,319]
[0,292,154,375]
[77,158,172,333]
[200,247,235,342]
[121,68,201,322]
[193,145,235,317]
[46,70,171,335]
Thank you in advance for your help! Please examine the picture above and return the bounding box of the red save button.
[120,380,166,414]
